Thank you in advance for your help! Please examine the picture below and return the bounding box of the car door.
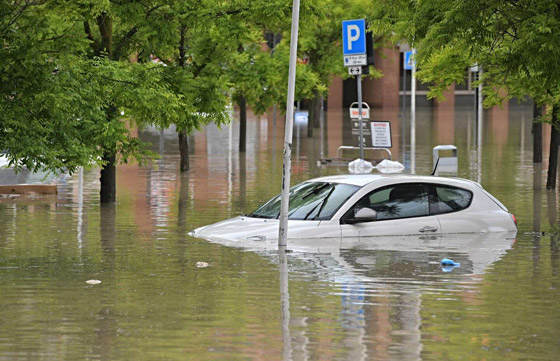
[340,183,442,237]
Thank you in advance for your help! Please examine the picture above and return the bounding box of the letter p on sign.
[342,19,366,55]
[347,25,360,50]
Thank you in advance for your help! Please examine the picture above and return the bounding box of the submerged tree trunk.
[176,26,191,173]
[239,94,247,152]
[308,90,322,138]
[178,129,189,172]
[533,103,543,163]
[100,152,117,203]
[546,106,559,189]
[95,12,118,203]
[99,104,119,203]
[178,173,189,228]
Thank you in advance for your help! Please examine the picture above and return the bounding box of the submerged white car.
[190,174,517,243]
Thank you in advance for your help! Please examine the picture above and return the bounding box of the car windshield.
[248,182,360,220]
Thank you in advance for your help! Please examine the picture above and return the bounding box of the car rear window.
[430,185,472,214]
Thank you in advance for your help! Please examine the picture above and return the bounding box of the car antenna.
[430,157,440,176]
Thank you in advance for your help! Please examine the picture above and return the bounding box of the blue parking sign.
[342,19,366,55]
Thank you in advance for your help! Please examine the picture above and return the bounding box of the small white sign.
[348,66,362,75]
[370,121,392,148]
[349,107,370,119]
[344,54,367,66]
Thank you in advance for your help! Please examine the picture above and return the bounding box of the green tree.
[284,0,382,137]
[0,0,323,197]
[368,0,560,187]
[220,2,293,153]
[1,1,187,202]
[298,0,357,137]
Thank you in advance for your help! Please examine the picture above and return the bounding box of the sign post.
[402,51,413,156]
[477,66,483,184]
[278,0,301,247]
[410,49,416,174]
[357,76,364,160]
[342,19,367,160]
[402,51,414,119]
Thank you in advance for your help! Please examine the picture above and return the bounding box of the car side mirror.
[354,207,377,223]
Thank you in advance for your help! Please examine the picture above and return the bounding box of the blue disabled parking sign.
[342,19,366,55]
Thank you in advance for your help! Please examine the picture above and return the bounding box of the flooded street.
[1,104,560,360]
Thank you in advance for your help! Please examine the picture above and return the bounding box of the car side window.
[429,185,472,214]
[352,183,429,221]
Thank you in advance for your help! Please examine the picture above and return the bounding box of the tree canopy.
[0,1,297,175]
[368,0,560,107]
[1,0,387,184]
[1,0,186,173]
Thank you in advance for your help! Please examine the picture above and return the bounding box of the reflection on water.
[1,104,560,360]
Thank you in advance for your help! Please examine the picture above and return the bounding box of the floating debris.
[86,280,102,285]
[195,261,209,268]
[440,258,461,272]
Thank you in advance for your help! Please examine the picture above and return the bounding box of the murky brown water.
[1,104,560,360]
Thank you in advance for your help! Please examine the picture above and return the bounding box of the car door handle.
[419,226,438,233]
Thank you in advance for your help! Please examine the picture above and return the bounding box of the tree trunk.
[100,202,116,261]
[96,12,117,203]
[308,90,321,137]
[178,129,189,172]
[546,106,559,189]
[239,94,247,152]
[96,13,113,57]
[178,173,189,227]
[100,105,118,203]
[100,152,117,203]
[533,103,543,163]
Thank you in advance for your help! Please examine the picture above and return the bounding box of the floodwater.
[1,103,559,360]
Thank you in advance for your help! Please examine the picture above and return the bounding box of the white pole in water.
[410,48,416,174]
[278,0,301,247]
[477,66,483,184]
[279,249,293,359]
[357,74,364,160]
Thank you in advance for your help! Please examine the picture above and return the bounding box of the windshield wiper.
[247,213,274,219]
[303,186,335,220]
[301,183,330,200]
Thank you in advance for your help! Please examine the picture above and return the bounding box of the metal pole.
[402,57,407,123]
[278,0,301,247]
[77,167,84,251]
[279,248,292,359]
[477,67,483,140]
[228,120,233,214]
[410,48,416,174]
[358,74,364,160]
[474,74,478,119]
[477,66,483,184]
[402,61,407,162]
[320,95,324,160]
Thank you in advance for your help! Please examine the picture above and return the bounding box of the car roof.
[307,173,483,189]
